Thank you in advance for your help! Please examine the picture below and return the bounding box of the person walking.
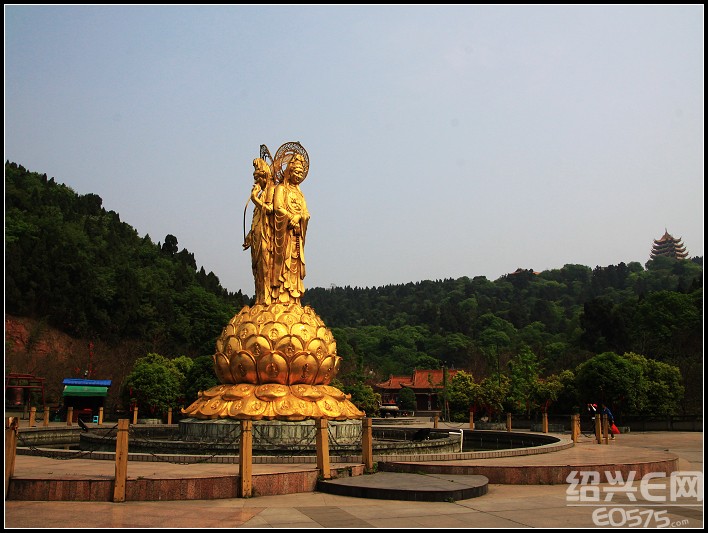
[600,403,616,439]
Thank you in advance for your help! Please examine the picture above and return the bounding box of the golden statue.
[182,142,365,421]
[272,151,309,304]
[243,157,275,305]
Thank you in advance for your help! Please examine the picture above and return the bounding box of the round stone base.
[179,418,363,445]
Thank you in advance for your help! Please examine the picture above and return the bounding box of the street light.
[442,363,449,422]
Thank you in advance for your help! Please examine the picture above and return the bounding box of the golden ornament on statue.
[182,142,365,421]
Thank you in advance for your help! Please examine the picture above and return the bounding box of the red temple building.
[375,368,459,412]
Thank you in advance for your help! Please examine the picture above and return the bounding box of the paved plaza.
[4,426,703,528]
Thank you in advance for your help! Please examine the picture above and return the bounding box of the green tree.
[398,387,417,411]
[475,313,516,376]
[574,352,643,418]
[507,346,541,415]
[183,355,219,405]
[546,369,579,415]
[533,372,566,413]
[125,353,184,416]
[477,374,511,421]
[621,352,684,415]
[172,355,193,377]
[447,370,478,421]
[339,381,381,416]
[414,355,441,369]
[161,234,179,256]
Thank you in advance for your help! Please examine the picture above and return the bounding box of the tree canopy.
[125,353,185,416]
[5,162,246,356]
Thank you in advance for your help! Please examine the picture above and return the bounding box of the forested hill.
[4,161,704,413]
[302,263,702,370]
[5,161,248,356]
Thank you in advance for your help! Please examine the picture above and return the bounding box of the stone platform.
[317,472,489,502]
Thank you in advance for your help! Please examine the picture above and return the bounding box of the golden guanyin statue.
[182,142,365,421]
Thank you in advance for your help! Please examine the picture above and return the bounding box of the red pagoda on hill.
[650,230,689,260]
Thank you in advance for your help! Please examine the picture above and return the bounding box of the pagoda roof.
[651,229,688,259]
[653,229,685,245]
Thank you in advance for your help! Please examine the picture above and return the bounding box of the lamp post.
[87,341,94,379]
[442,363,448,422]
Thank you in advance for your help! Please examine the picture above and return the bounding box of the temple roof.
[376,369,460,391]
[376,375,413,390]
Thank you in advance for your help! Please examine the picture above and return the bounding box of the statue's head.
[285,154,306,184]
[273,142,309,185]
[252,158,271,188]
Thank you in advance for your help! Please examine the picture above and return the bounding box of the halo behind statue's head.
[273,142,309,184]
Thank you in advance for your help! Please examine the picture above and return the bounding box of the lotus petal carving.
[183,302,365,420]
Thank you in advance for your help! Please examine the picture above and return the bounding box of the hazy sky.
[5,5,704,296]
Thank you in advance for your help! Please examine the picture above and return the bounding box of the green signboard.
[62,385,108,397]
